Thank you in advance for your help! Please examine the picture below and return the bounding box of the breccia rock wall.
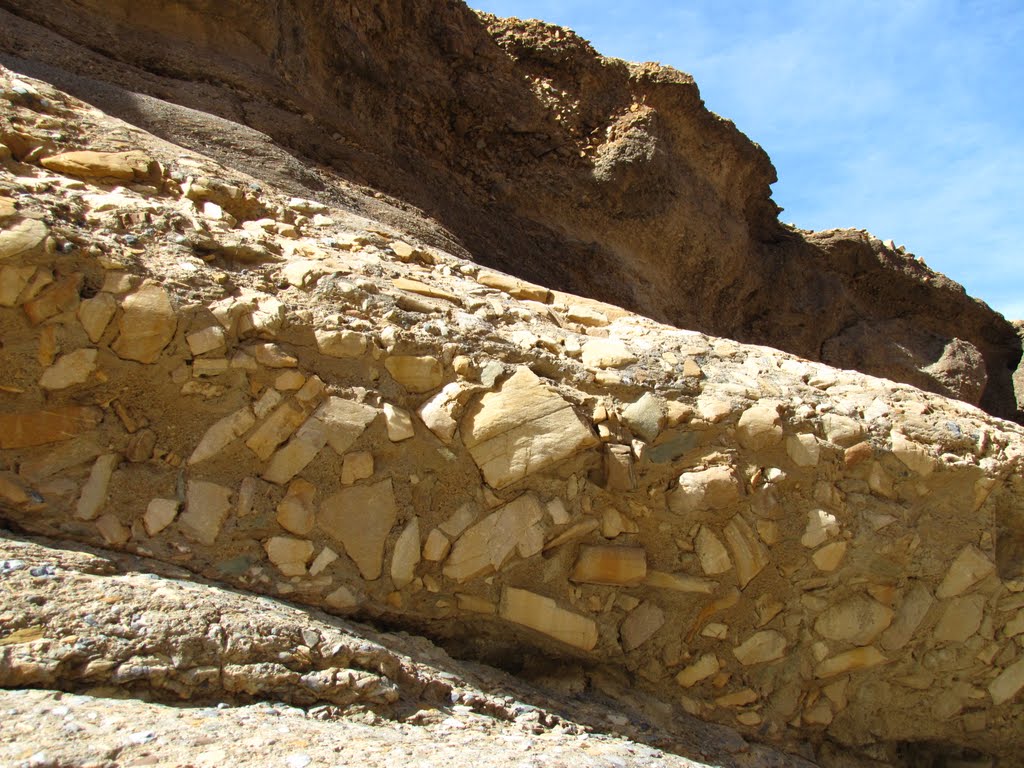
[1,70,1023,766]
[0,0,1019,421]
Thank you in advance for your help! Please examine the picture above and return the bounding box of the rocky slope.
[0,0,1020,421]
[2,65,1024,768]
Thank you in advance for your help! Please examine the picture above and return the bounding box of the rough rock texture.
[0,0,1019,421]
[1,67,1023,768]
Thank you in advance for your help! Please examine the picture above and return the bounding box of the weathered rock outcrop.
[0,0,1019,421]
[1,68,1023,767]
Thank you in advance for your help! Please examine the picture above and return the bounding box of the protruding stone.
[189,408,256,465]
[814,596,894,645]
[253,342,297,368]
[390,517,421,589]
[723,516,768,589]
[245,399,311,461]
[276,478,316,535]
[989,656,1024,706]
[621,601,665,651]
[676,654,720,688]
[787,433,821,467]
[933,594,985,644]
[341,452,374,485]
[77,293,117,343]
[882,583,935,651]
[812,541,847,572]
[112,284,176,364]
[418,383,466,443]
[566,304,608,326]
[180,480,233,546]
[499,587,598,651]
[423,529,451,562]
[143,498,179,536]
[262,417,328,484]
[75,453,120,520]
[0,406,102,449]
[890,430,936,477]
[319,479,397,580]
[461,367,597,489]
[733,631,788,666]
[604,444,636,491]
[186,326,226,356]
[0,265,36,306]
[315,397,378,455]
[0,217,48,260]
[695,526,732,575]
[385,355,443,393]
[40,150,159,182]
[265,536,314,577]
[621,393,665,441]
[570,546,647,586]
[644,570,716,594]
[383,403,415,442]
[937,545,995,598]
[95,514,129,546]
[669,465,741,514]
[308,546,339,577]
[821,414,865,447]
[443,494,545,581]
[814,647,887,678]
[736,403,783,449]
[801,508,840,548]
[315,328,367,358]
[39,349,97,390]
[477,271,551,303]
[716,689,759,708]
[581,338,636,369]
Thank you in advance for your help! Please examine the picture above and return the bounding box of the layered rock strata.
[1,69,1023,766]
[0,0,1019,420]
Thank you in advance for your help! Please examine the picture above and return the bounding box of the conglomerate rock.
[0,0,1019,420]
[1,66,1023,767]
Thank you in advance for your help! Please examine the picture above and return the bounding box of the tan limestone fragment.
[314,329,367,358]
[75,454,120,520]
[695,526,732,575]
[186,326,226,356]
[40,150,159,182]
[143,498,180,536]
[723,515,769,589]
[890,430,936,476]
[821,415,865,447]
[383,403,415,442]
[733,630,787,666]
[245,399,310,461]
[265,536,315,577]
[77,293,117,342]
[566,304,608,326]
[390,518,421,589]
[341,452,374,485]
[111,283,176,363]
[814,596,894,645]
[0,217,48,261]
[933,594,986,644]
[180,480,233,545]
[308,546,339,577]
[989,656,1024,706]
[262,417,328,484]
[581,338,636,369]
[570,546,647,586]
[643,571,716,594]
[384,355,443,393]
[422,529,451,561]
[39,349,97,390]
[443,494,545,581]
[253,342,297,368]
[676,654,720,688]
[881,582,935,651]
[787,433,821,467]
[461,367,597,489]
[325,585,359,612]
[276,479,316,535]
[499,587,598,651]
[0,265,36,306]
[621,601,665,651]
[315,397,378,455]
[812,541,847,572]
[937,545,996,599]
[189,408,256,465]
[801,508,840,548]
[669,465,741,514]
[0,406,102,450]
[736,403,783,449]
[95,514,129,546]
[319,479,397,580]
[814,647,887,678]
[418,383,468,443]
[477,271,551,302]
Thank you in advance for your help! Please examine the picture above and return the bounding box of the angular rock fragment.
[39,349,97,390]
[0,217,48,261]
[620,601,664,651]
[695,526,732,575]
[736,403,783,449]
[676,653,720,688]
[390,517,421,589]
[276,479,316,535]
[75,453,120,520]
[814,596,894,646]
[722,515,768,588]
[461,367,597,489]
[0,406,102,449]
[937,545,995,598]
[262,416,328,484]
[319,479,397,580]
[669,465,741,514]
[499,587,597,651]
[383,403,415,442]
[315,328,367,358]
[621,393,665,441]
[180,480,233,545]
[570,545,647,586]
[189,408,256,465]
[384,355,443,393]
[443,493,545,581]
[581,338,636,369]
[814,647,887,678]
[40,150,159,182]
[111,283,176,364]
[733,630,787,665]
[265,536,314,577]
[77,293,117,342]
[143,498,179,536]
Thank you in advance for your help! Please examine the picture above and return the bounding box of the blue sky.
[472,1,1024,320]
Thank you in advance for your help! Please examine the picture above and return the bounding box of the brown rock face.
[0,0,1019,419]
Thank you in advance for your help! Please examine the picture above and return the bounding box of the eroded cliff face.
[2,69,1024,767]
[0,0,1019,421]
